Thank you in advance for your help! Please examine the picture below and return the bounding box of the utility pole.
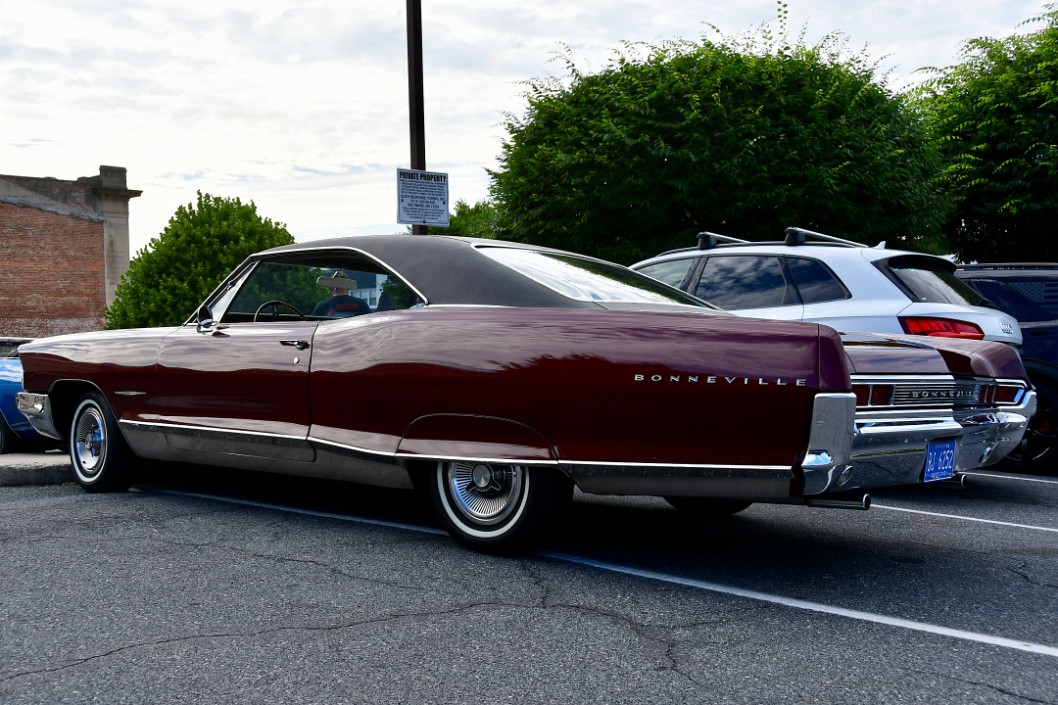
[406,0,427,235]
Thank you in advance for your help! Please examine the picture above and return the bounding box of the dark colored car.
[957,264,1058,470]
[0,338,51,453]
[15,236,1034,552]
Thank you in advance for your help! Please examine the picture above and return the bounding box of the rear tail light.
[900,317,984,340]
[852,383,894,407]
[994,384,1024,405]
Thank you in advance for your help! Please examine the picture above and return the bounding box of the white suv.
[631,228,1022,345]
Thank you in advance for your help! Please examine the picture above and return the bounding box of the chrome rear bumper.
[16,392,61,439]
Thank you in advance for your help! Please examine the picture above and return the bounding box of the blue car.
[1,338,50,453]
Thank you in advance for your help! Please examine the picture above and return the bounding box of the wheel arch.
[397,413,559,465]
[45,380,108,442]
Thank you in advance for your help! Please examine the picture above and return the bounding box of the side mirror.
[196,305,214,331]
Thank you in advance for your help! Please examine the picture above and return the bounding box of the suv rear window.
[881,256,989,306]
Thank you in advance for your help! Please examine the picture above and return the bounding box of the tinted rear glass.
[481,247,712,307]
[882,256,989,306]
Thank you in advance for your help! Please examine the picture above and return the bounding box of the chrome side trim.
[394,452,561,466]
[121,419,305,443]
[119,420,314,463]
[556,459,789,471]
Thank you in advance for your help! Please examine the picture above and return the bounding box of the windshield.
[881,256,990,306]
[479,247,716,308]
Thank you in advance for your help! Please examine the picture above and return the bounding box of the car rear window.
[881,256,989,306]
[480,247,712,307]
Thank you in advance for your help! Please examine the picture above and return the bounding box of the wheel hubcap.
[446,462,524,525]
[74,408,106,477]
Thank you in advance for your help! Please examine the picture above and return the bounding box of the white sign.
[397,168,450,226]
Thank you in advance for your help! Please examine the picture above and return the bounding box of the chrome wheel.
[446,462,525,526]
[430,460,572,553]
[73,404,106,480]
[69,393,135,492]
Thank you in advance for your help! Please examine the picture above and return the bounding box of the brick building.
[0,166,141,337]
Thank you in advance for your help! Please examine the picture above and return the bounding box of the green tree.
[105,192,294,329]
[916,5,1058,261]
[490,10,948,263]
[442,198,503,239]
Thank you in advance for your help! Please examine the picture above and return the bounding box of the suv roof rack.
[657,227,881,255]
[696,231,749,249]
[783,227,869,248]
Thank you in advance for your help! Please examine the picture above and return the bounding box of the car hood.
[840,332,1028,381]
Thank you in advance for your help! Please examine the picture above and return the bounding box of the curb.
[0,453,74,487]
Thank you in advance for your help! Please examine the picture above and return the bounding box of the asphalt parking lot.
[1,453,1056,705]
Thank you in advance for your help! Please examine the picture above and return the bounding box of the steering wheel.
[253,300,306,322]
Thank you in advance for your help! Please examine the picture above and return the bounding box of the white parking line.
[872,503,1058,533]
[152,489,447,535]
[541,552,1058,658]
[961,471,1058,485]
[156,488,1058,659]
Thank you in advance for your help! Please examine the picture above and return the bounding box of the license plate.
[923,439,957,482]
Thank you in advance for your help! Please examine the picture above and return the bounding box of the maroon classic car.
[16,235,1035,552]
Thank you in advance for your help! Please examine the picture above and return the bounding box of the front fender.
[397,414,557,463]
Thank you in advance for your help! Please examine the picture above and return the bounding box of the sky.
[1,0,1051,255]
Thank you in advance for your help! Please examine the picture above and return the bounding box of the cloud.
[1,0,1049,253]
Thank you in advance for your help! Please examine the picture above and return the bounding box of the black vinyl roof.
[255,234,599,308]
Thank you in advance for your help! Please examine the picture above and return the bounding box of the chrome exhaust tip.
[804,493,871,510]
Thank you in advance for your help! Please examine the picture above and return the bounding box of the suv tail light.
[899,317,985,340]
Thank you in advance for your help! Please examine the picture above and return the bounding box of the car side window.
[635,258,696,288]
[220,259,423,323]
[786,257,849,304]
[693,255,794,309]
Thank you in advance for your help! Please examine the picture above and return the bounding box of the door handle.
[280,340,310,351]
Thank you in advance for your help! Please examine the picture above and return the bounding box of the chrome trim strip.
[114,391,147,397]
[310,436,395,458]
[548,458,789,471]
[394,452,561,466]
[850,374,956,384]
[120,419,306,443]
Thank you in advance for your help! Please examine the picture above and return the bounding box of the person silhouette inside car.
[312,271,370,317]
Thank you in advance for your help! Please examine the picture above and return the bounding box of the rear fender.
[45,380,107,442]
[397,414,557,464]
